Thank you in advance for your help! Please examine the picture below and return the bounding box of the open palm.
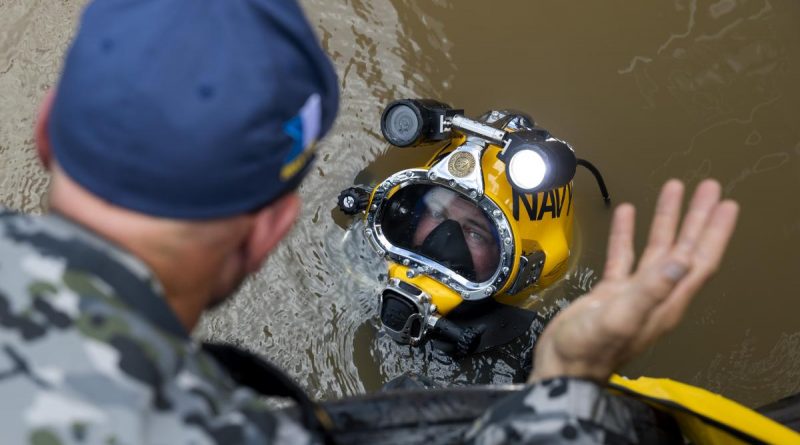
[530,179,739,383]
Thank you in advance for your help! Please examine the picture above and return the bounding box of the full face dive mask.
[338,99,609,355]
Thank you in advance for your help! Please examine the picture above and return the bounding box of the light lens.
[508,149,546,190]
[383,104,421,146]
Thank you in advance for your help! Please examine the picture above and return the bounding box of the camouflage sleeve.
[465,378,639,444]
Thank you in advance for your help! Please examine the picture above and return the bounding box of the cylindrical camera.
[380,99,462,147]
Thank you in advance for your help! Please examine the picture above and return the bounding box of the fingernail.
[663,262,688,282]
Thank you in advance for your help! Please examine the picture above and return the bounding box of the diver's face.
[412,189,500,281]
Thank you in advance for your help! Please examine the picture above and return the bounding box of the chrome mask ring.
[365,169,515,301]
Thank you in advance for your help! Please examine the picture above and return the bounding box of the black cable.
[576,158,611,205]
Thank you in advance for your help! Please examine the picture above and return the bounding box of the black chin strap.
[201,342,337,445]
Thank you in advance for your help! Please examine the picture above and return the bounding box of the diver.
[339,99,600,355]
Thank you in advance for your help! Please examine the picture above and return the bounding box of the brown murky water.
[1,0,798,408]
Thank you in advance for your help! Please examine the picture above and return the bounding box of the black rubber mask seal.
[417,219,476,281]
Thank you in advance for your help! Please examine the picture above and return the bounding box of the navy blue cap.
[49,0,339,219]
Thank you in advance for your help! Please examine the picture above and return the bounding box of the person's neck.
[48,176,221,332]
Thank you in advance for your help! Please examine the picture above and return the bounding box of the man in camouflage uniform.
[0,0,740,443]
[0,210,318,444]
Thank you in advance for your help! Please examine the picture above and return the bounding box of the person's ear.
[34,89,57,169]
[244,192,301,273]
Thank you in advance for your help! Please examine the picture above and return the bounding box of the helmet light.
[500,131,577,193]
[507,149,547,191]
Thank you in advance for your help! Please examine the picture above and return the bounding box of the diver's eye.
[466,229,487,244]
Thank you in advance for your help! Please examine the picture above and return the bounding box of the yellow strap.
[609,375,800,445]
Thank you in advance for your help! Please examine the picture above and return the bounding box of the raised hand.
[529,179,739,383]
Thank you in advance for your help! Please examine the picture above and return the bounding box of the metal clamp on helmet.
[507,250,546,296]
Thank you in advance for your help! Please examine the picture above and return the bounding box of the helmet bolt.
[492,209,501,217]
[406,269,417,278]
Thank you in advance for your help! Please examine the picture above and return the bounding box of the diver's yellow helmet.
[338,99,609,355]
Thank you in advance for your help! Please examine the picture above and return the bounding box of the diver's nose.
[418,219,475,280]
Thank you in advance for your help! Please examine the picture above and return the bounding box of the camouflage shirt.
[0,209,647,445]
[466,377,644,444]
[0,210,314,445]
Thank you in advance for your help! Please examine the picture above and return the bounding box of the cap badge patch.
[281,93,322,180]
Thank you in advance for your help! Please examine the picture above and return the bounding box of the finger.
[654,201,739,330]
[674,179,721,256]
[690,200,740,276]
[603,203,636,280]
[639,180,684,268]
[598,256,688,354]
[599,255,691,359]
[641,200,740,336]
[624,255,691,314]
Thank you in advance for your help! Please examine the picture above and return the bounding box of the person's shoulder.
[0,212,156,412]
[0,211,152,296]
[0,211,317,444]
[0,207,38,239]
[0,332,317,445]
[0,212,107,310]
[0,210,101,264]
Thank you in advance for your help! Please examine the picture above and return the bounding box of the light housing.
[499,131,577,193]
[380,99,462,147]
